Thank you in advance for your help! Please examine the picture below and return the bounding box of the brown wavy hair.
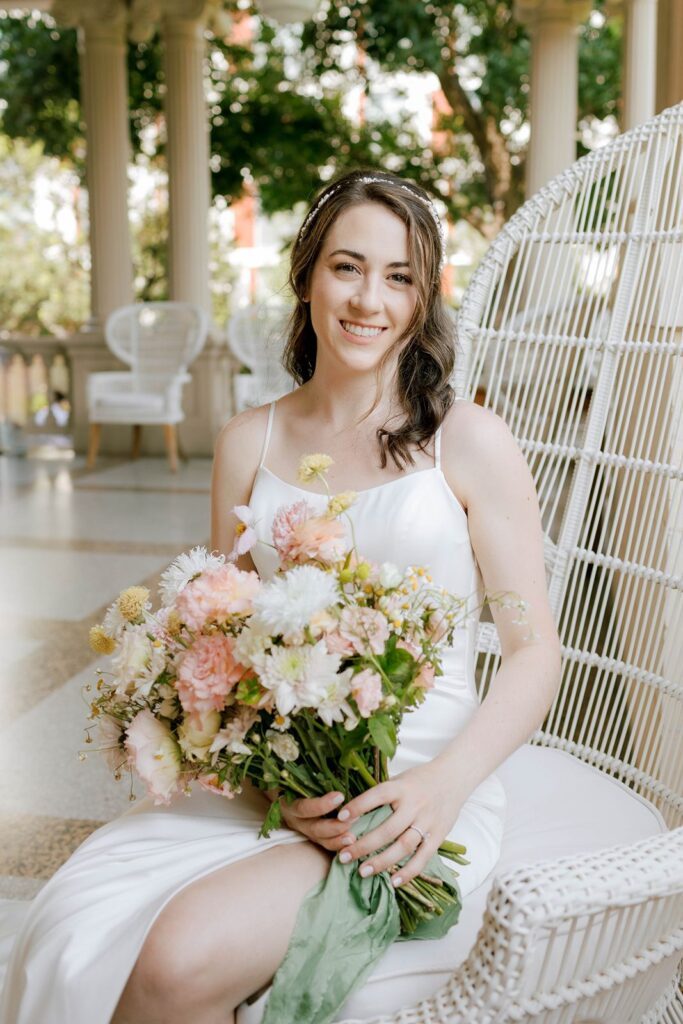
[282,169,458,471]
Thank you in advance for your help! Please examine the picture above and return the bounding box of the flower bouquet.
[84,453,524,1023]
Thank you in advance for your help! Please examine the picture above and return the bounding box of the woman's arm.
[432,400,562,794]
[333,401,562,883]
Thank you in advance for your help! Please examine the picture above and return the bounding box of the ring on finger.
[405,824,431,846]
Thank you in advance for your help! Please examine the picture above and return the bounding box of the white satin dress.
[0,398,506,1024]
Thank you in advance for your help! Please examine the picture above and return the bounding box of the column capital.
[128,0,229,42]
[51,0,127,31]
[515,0,592,25]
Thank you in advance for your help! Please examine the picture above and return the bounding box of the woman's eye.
[392,273,413,285]
[335,262,359,274]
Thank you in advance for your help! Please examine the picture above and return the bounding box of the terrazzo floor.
[0,450,213,898]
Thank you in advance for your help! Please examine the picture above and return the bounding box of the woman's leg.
[111,839,332,1024]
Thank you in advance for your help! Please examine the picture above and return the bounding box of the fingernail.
[392,875,403,887]
[331,794,344,807]
[359,864,374,877]
[340,835,354,846]
[337,809,350,821]
[339,851,352,863]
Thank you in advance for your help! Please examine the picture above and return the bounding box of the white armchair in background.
[86,302,208,472]
[226,300,297,412]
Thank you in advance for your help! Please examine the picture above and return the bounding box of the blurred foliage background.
[0,0,621,334]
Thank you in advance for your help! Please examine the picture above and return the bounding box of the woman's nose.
[349,274,383,313]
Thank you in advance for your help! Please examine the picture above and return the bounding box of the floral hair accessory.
[299,175,448,274]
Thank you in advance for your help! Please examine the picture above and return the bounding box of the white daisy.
[250,565,340,637]
[259,639,344,717]
[158,546,226,607]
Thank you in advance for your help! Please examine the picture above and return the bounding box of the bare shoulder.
[213,403,271,480]
[440,399,531,509]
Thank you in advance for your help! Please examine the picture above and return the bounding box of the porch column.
[161,3,212,317]
[516,0,591,196]
[68,1,134,326]
[623,0,658,128]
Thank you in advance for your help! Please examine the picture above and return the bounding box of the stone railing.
[0,336,72,451]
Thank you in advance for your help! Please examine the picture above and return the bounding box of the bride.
[0,170,561,1024]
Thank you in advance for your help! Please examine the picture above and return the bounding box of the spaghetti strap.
[434,424,442,470]
[258,400,276,469]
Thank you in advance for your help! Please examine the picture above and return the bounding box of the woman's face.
[305,201,419,374]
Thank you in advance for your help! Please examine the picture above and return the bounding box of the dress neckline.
[256,464,468,522]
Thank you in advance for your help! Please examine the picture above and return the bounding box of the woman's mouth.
[339,320,387,342]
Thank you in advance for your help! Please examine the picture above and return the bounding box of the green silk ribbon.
[261,805,463,1024]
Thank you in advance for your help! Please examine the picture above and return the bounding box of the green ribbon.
[262,805,462,1024]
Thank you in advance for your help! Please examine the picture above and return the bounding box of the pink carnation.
[339,606,390,656]
[324,629,356,656]
[176,633,246,714]
[198,773,239,799]
[272,499,347,564]
[396,638,421,658]
[352,668,383,718]
[176,563,261,631]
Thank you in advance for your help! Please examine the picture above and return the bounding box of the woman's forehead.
[323,202,409,257]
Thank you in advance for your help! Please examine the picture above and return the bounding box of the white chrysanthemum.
[158,546,226,607]
[250,565,339,637]
[266,730,300,762]
[111,624,166,697]
[315,668,356,728]
[258,640,343,717]
[232,622,273,668]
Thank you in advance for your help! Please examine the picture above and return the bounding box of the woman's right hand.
[266,788,358,852]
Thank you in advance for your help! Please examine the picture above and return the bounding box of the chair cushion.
[93,392,165,413]
[236,744,668,1022]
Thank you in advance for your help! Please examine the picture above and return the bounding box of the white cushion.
[93,392,165,413]
[236,744,667,1022]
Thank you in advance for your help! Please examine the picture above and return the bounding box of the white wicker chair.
[86,301,208,472]
[332,103,683,1024]
[226,300,298,412]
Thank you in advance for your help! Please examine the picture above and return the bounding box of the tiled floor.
[0,452,212,898]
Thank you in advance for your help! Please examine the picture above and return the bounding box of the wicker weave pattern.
[338,103,683,1024]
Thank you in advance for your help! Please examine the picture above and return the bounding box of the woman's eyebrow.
[328,248,410,269]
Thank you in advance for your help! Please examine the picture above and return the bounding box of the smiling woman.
[0,170,561,1024]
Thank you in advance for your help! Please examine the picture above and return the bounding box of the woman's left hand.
[333,758,466,888]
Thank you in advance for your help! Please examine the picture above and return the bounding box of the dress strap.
[258,400,276,469]
[434,424,442,470]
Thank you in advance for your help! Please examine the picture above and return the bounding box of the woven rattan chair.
[333,103,683,1024]
[226,300,297,412]
[86,302,208,472]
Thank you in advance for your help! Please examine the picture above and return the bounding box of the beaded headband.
[299,175,447,274]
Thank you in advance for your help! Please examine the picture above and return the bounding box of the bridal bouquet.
[84,452,524,1023]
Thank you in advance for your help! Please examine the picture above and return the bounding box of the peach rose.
[273,500,347,564]
[125,710,181,806]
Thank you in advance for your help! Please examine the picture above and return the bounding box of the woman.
[0,170,561,1024]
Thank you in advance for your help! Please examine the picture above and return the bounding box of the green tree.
[0,2,621,238]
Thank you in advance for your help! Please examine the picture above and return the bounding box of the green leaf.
[259,797,282,838]
[368,714,397,759]
[378,646,415,687]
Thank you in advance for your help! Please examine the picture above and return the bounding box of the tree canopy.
[0,1,621,237]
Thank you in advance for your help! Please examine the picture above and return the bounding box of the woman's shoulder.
[212,402,274,477]
[440,398,527,498]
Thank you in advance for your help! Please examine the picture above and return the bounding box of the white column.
[162,8,212,316]
[516,0,591,196]
[77,7,134,327]
[623,0,658,128]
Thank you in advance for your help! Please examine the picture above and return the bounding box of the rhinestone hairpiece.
[299,175,447,274]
